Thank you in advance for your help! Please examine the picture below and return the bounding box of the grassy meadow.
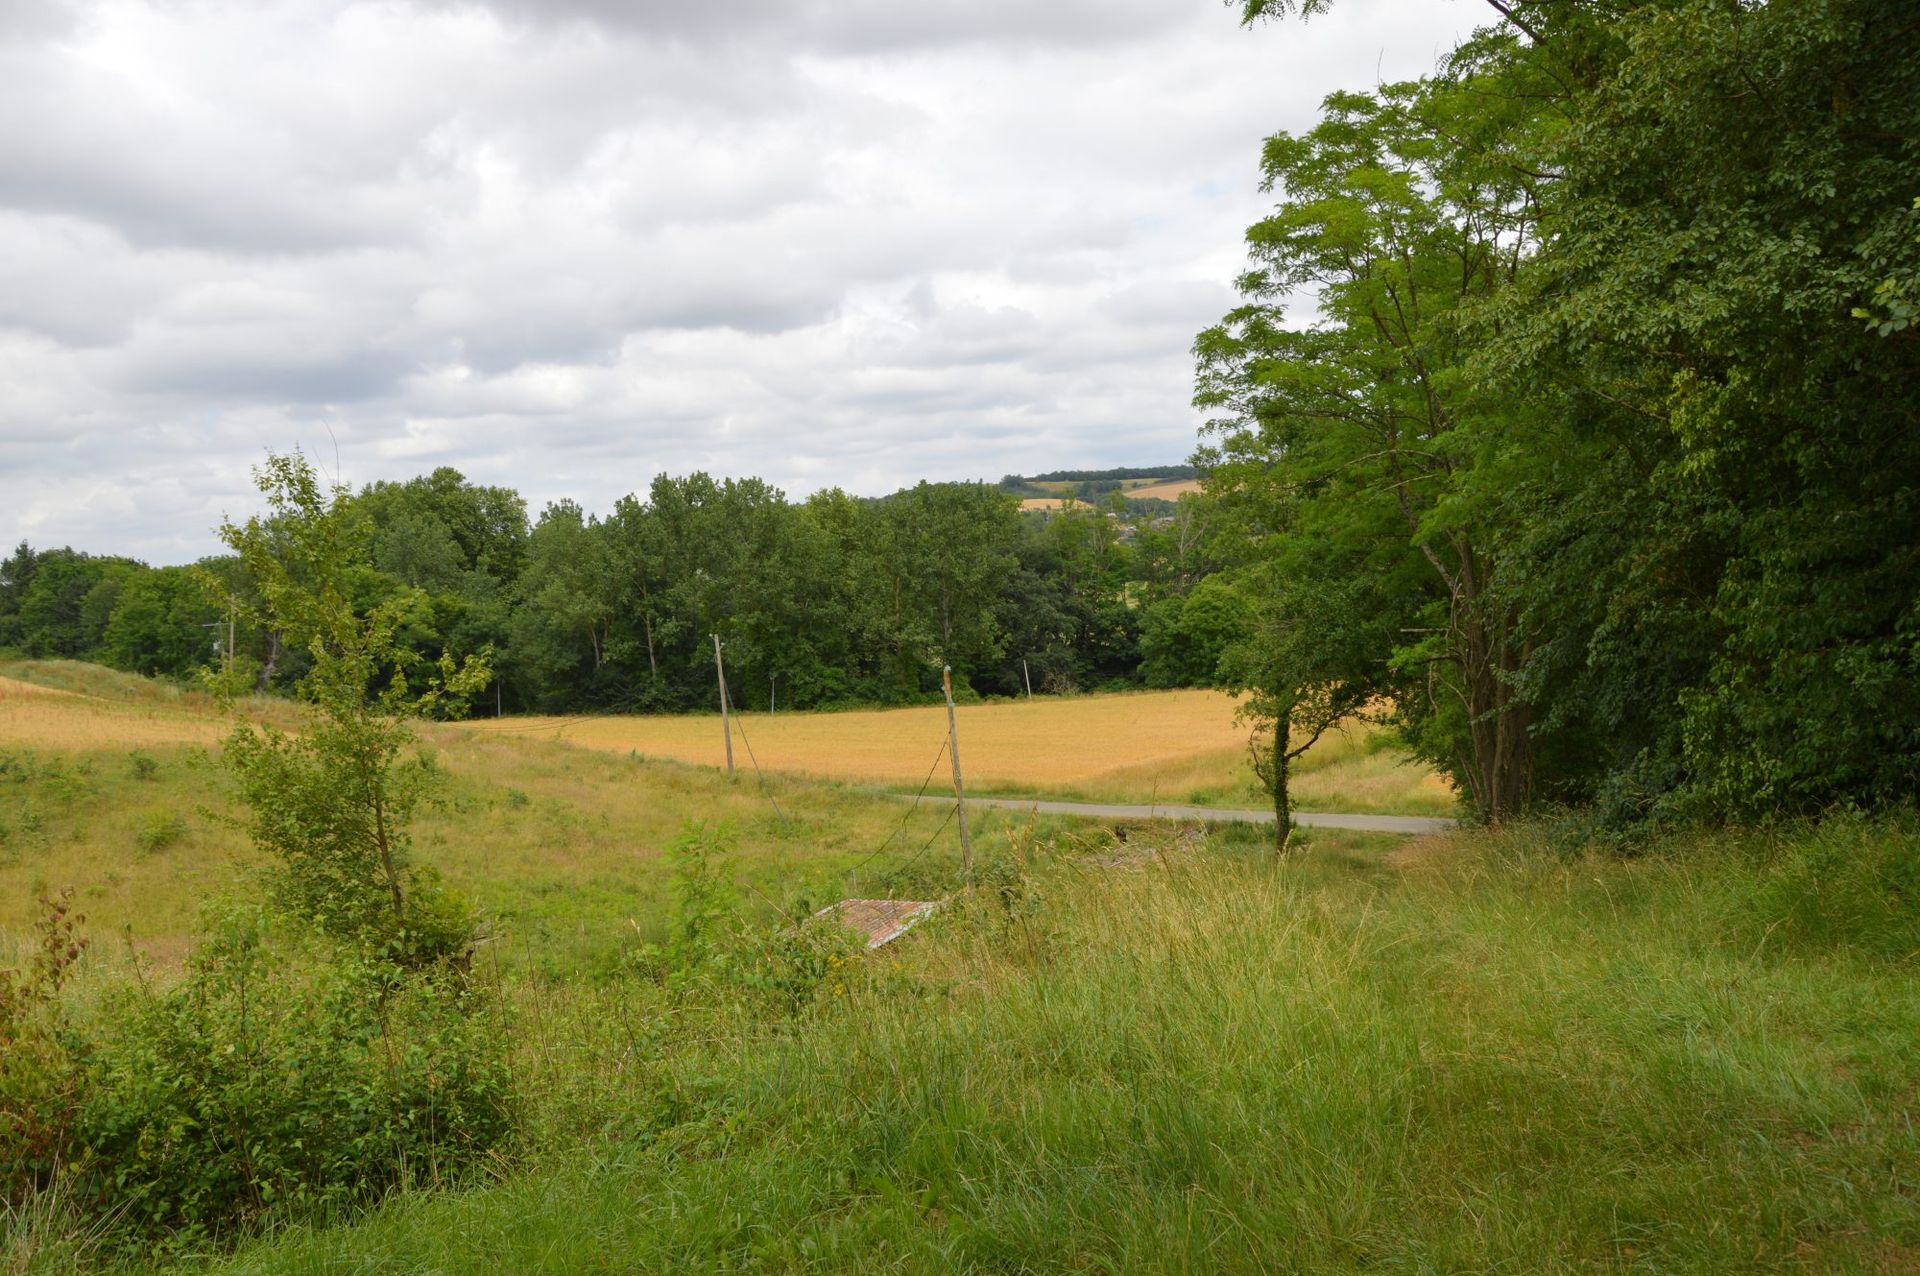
[453,689,1458,817]
[89,816,1920,1274]
[0,662,1083,974]
[8,662,1919,1272]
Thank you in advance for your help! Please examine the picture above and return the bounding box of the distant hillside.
[1022,466,1197,484]
[999,466,1199,501]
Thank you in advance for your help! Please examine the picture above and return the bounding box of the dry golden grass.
[1125,478,1202,501]
[0,719,1016,973]
[0,674,231,749]
[0,672,1451,970]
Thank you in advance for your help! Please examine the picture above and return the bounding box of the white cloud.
[0,0,1477,562]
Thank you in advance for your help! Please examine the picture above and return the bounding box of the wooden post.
[943,665,973,883]
[770,673,776,715]
[713,634,735,778]
[1022,658,1033,699]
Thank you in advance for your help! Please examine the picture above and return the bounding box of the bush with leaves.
[0,891,88,1204]
[628,821,865,1011]
[75,907,514,1242]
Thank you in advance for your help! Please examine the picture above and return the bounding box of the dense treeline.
[0,469,1227,714]
[1201,0,1920,827]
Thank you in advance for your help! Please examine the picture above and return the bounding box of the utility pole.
[712,634,735,778]
[1022,658,1033,699]
[942,665,973,884]
[226,604,235,682]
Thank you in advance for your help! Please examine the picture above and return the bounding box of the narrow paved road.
[922,795,1457,836]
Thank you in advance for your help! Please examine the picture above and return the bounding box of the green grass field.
[6,664,1919,1272]
[124,818,1920,1274]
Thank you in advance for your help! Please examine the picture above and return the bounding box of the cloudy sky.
[0,0,1474,564]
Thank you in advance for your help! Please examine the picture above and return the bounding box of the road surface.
[921,795,1457,836]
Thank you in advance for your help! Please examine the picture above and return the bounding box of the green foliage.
[1138,573,1245,689]
[0,891,88,1205]
[1737,815,1920,963]
[173,819,1920,1273]
[214,452,491,964]
[1196,65,1541,820]
[1476,0,1920,819]
[75,908,513,1243]
[15,551,142,661]
[126,750,158,782]
[625,821,867,1011]
[97,567,218,679]
[1215,0,1920,825]
[659,820,741,977]
[132,809,186,855]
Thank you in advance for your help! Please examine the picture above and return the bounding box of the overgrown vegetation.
[0,456,515,1256]
[27,815,1904,1274]
[1201,0,1920,829]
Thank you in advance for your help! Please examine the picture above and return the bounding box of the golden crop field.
[0,665,1447,967]
[461,689,1242,788]
[1126,478,1203,501]
[0,674,230,750]
[1018,478,1201,510]
[453,689,1458,815]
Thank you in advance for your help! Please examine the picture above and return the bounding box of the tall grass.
[183,818,1920,1274]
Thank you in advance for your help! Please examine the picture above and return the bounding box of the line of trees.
[0,468,1230,715]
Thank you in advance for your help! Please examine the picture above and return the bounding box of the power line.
[842,737,950,879]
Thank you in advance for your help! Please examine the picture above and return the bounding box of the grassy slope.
[14,663,1918,1272]
[0,662,1067,974]
[184,820,1920,1274]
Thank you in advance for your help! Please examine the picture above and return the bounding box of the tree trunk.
[1273,714,1293,853]
[254,629,282,692]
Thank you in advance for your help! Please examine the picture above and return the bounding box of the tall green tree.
[99,566,219,678]
[1197,71,1541,819]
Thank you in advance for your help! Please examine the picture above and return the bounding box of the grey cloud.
[0,0,1475,562]
[466,0,1186,54]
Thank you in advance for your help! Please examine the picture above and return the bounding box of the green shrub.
[133,809,186,854]
[0,892,88,1204]
[625,821,741,983]
[127,750,159,782]
[625,822,867,1010]
[75,910,514,1242]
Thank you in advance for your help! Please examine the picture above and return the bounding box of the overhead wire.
[841,736,951,881]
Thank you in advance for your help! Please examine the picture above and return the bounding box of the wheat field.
[460,690,1241,789]
[453,689,1457,815]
